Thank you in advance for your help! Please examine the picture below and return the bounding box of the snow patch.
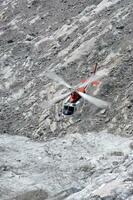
[34,36,54,48]
[94,0,121,13]
[29,15,40,25]
[0,30,4,36]
[54,24,78,39]
[79,15,91,23]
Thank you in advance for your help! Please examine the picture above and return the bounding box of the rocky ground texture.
[0,132,133,200]
[0,0,133,199]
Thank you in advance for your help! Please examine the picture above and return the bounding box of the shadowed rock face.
[12,190,48,200]
[0,0,133,199]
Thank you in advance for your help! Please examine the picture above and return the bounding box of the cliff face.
[0,0,133,138]
[0,0,133,199]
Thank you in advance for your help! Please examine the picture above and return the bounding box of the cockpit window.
[63,105,74,114]
[68,106,74,112]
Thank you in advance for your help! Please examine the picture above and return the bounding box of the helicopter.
[46,64,110,115]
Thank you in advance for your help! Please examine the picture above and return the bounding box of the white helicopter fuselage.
[62,96,84,115]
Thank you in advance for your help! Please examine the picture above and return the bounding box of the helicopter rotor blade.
[77,91,110,108]
[48,91,71,107]
[75,69,108,89]
[46,71,72,89]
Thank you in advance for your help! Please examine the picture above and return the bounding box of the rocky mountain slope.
[0,0,133,199]
[0,0,133,139]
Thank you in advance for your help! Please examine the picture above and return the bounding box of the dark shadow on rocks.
[12,189,48,200]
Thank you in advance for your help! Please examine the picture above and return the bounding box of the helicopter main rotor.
[45,69,110,108]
